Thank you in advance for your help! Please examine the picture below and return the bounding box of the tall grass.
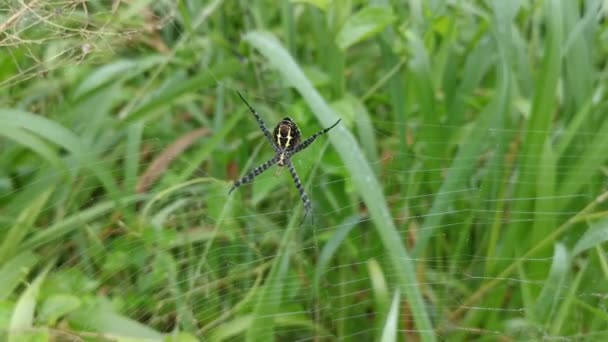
[1,0,608,341]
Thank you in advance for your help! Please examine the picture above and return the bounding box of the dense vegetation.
[1,0,608,341]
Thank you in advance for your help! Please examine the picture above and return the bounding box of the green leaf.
[68,299,164,340]
[73,57,163,98]
[0,252,39,301]
[291,0,329,11]
[380,290,400,342]
[0,188,53,265]
[314,216,359,296]
[0,126,66,172]
[534,243,569,323]
[124,59,241,123]
[572,218,608,256]
[0,109,120,197]
[335,6,396,50]
[22,194,146,251]
[8,263,52,342]
[38,294,81,326]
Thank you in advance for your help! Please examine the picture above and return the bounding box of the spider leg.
[286,160,311,221]
[237,91,278,150]
[291,119,341,156]
[229,155,280,194]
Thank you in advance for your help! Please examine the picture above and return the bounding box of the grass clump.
[1,0,608,341]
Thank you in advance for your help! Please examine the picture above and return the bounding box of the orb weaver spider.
[229,91,341,221]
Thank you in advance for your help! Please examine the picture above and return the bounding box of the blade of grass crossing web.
[534,243,569,324]
[245,213,296,341]
[413,60,509,256]
[557,117,608,208]
[414,0,514,257]
[550,258,586,335]
[244,31,435,341]
[530,142,557,256]
[376,34,407,184]
[506,0,563,253]
[313,216,359,297]
[407,31,443,192]
[561,0,595,115]
[447,190,608,322]
[554,99,592,159]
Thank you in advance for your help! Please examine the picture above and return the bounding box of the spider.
[229,91,341,220]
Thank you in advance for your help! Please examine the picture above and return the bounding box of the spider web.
[2,1,608,341]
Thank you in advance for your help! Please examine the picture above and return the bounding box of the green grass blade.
[243,31,435,341]
[0,187,53,265]
[380,290,400,342]
[534,243,569,324]
[506,0,563,252]
[124,59,241,123]
[21,194,146,251]
[314,216,359,296]
[8,262,52,342]
[0,252,39,301]
[245,220,293,342]
[68,300,165,340]
[0,126,66,172]
[0,109,120,197]
[413,61,509,256]
[572,218,608,256]
[335,6,396,50]
[557,117,608,208]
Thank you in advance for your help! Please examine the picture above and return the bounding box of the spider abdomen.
[274,117,301,151]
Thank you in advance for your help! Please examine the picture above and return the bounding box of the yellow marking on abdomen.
[284,126,292,148]
[276,131,282,146]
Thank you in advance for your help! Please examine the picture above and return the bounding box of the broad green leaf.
[68,299,164,340]
[38,294,81,326]
[572,218,608,256]
[335,6,396,50]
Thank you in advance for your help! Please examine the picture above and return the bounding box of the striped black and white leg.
[292,119,341,155]
[286,160,311,222]
[229,156,279,194]
[237,91,277,150]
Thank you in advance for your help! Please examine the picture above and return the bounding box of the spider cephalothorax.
[229,91,341,220]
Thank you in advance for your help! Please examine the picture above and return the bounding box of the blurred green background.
[2,0,608,341]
